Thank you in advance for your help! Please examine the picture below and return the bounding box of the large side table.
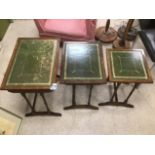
[99,49,153,108]
[61,42,107,110]
[1,38,61,116]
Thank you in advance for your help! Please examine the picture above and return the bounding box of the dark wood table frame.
[61,42,107,110]
[20,91,61,116]
[99,49,153,108]
[1,38,62,116]
[99,82,139,108]
[64,84,98,110]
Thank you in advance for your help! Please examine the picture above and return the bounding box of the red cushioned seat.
[34,19,96,41]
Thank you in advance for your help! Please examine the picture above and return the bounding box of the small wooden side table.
[1,38,61,116]
[61,42,107,110]
[99,49,153,108]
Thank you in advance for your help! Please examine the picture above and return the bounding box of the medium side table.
[61,42,107,110]
[99,49,153,108]
[1,38,61,116]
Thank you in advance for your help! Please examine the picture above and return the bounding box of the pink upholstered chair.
[34,19,96,41]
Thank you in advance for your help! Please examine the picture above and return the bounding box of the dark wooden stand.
[113,39,131,49]
[113,19,135,49]
[99,82,139,108]
[96,19,117,43]
[118,25,137,41]
[64,85,98,110]
[21,92,61,116]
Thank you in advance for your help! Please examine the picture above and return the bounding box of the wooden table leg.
[123,83,139,104]
[98,82,136,108]
[21,92,61,116]
[64,85,98,110]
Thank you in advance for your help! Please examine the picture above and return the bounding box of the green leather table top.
[107,49,152,83]
[2,38,59,90]
[61,42,106,84]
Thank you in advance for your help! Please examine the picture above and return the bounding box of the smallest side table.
[99,48,153,108]
[61,42,107,110]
